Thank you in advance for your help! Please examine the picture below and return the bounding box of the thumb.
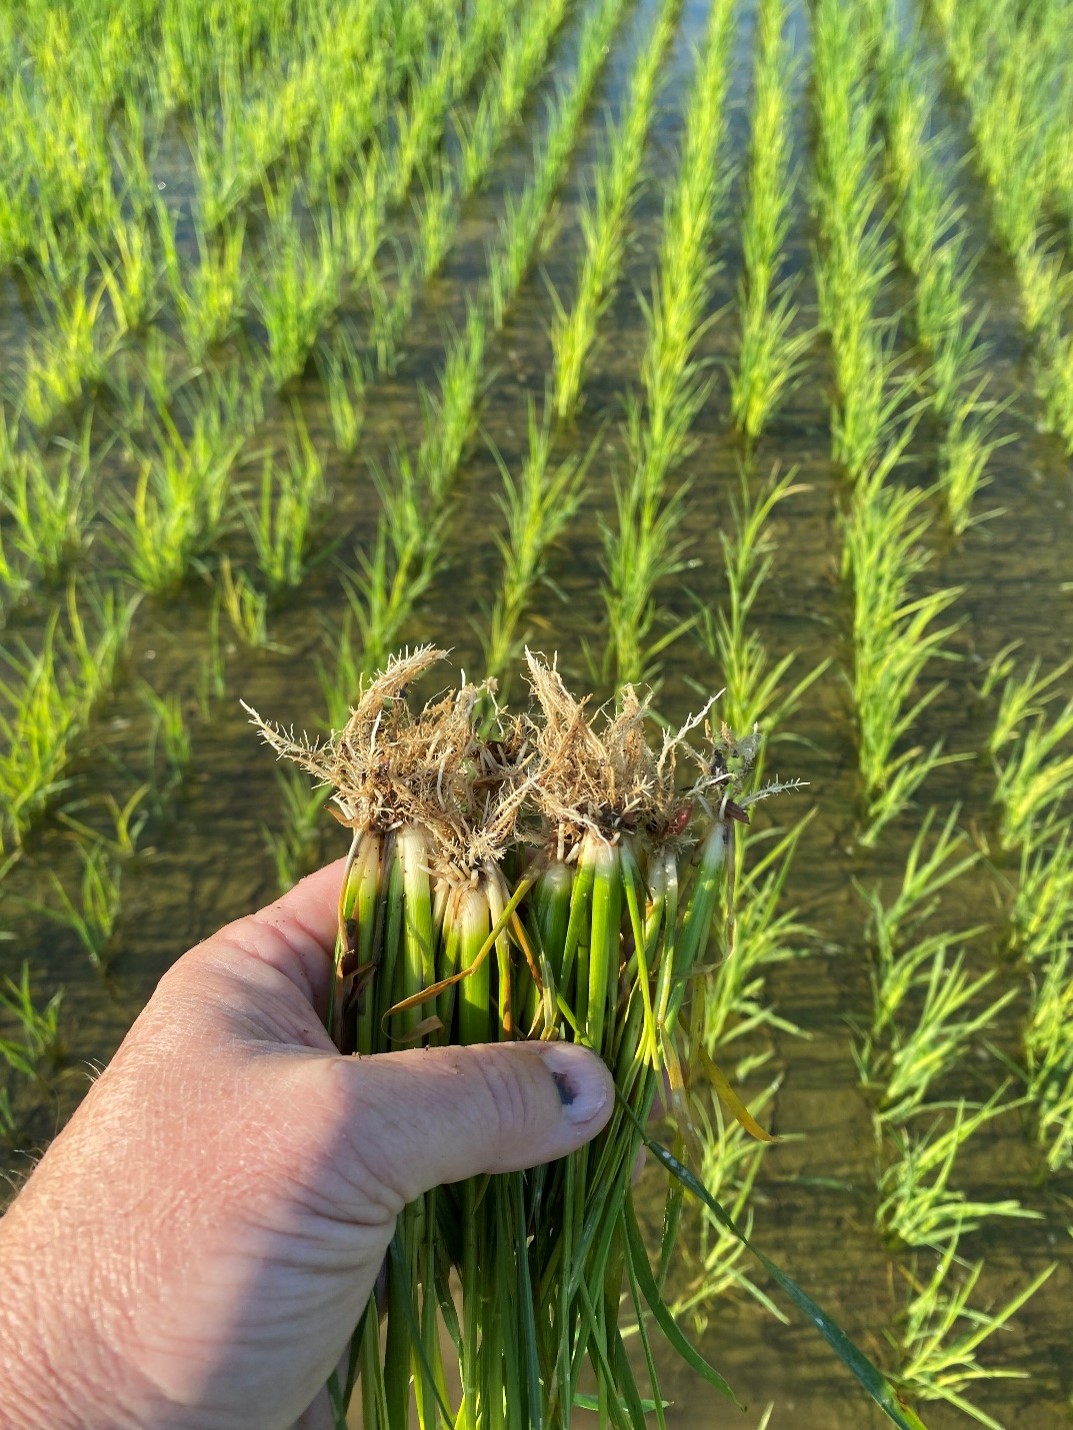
[333,1041,614,1208]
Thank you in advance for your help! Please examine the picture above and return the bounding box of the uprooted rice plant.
[2,0,1072,1422]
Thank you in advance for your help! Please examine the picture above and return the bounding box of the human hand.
[0,860,614,1429]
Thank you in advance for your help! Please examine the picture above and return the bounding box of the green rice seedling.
[0,527,30,609]
[21,838,122,971]
[812,0,904,479]
[892,1235,1054,1427]
[1011,242,1070,339]
[731,0,810,444]
[56,784,153,865]
[992,683,1073,851]
[303,4,400,201]
[0,584,133,849]
[703,813,813,1061]
[930,0,1073,445]
[247,647,907,1429]
[253,210,341,388]
[21,270,111,427]
[869,941,1016,1125]
[412,163,455,281]
[829,323,914,483]
[668,1081,786,1330]
[111,410,242,595]
[604,0,738,685]
[0,962,64,1082]
[315,581,385,733]
[697,467,826,742]
[415,301,487,502]
[336,460,445,684]
[487,0,630,332]
[198,361,266,444]
[191,59,301,233]
[875,1093,1038,1250]
[392,15,474,205]
[140,681,192,798]
[365,258,412,375]
[1006,830,1073,964]
[1,419,95,582]
[168,213,247,364]
[481,396,589,688]
[261,768,331,893]
[314,327,366,456]
[923,283,987,423]
[842,456,963,842]
[1035,326,1073,454]
[859,803,979,956]
[986,650,1072,756]
[241,417,328,592]
[603,450,695,688]
[867,5,982,386]
[937,385,1009,535]
[550,0,679,420]
[217,556,271,650]
[733,284,810,450]
[1020,934,1073,1170]
[390,26,466,205]
[98,214,159,338]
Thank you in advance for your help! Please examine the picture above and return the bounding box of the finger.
[185,858,348,1019]
[331,1041,614,1209]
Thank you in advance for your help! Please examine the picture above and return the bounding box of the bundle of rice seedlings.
[245,647,905,1428]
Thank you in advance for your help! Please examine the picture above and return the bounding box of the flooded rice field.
[2,0,1073,1424]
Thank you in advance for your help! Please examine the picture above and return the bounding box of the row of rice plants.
[672,453,822,1334]
[8,0,555,537]
[27,1,533,622]
[811,0,902,482]
[603,0,737,688]
[271,0,614,744]
[930,0,1073,452]
[982,652,1073,1172]
[10,0,514,434]
[186,0,409,236]
[730,0,808,446]
[167,1,414,365]
[327,0,630,686]
[696,465,825,748]
[549,0,681,421]
[481,399,592,691]
[853,822,1055,1425]
[237,0,553,383]
[2,1,588,900]
[865,0,1005,537]
[816,9,969,840]
[7,0,370,418]
[235,5,514,392]
[365,0,576,371]
[840,440,963,844]
[138,0,564,512]
[0,1,150,273]
[4,0,365,271]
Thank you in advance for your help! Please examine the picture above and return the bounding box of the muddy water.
[2,0,1073,1425]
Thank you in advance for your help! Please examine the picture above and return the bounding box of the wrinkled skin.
[0,861,613,1429]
